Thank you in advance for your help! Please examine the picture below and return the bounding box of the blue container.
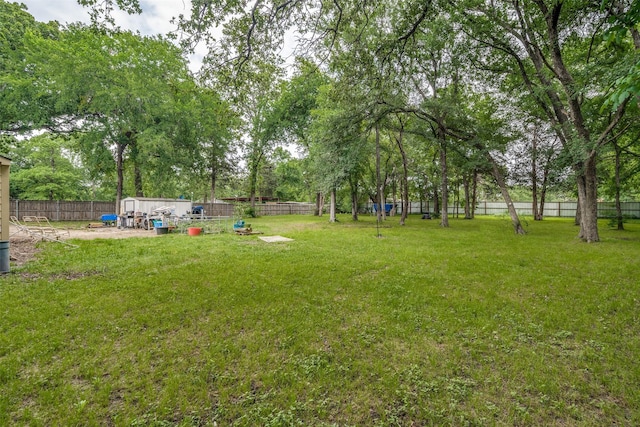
[101,214,118,226]
[373,203,394,215]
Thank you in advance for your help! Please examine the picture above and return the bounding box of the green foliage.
[273,159,308,202]
[1,216,640,424]
[0,0,60,130]
[9,134,92,200]
[1,7,237,201]
[599,0,640,110]
[171,82,240,201]
[244,206,257,218]
[308,81,373,193]
[0,134,15,157]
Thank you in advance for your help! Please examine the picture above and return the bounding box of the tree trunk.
[349,178,359,221]
[531,130,541,220]
[249,171,257,212]
[576,155,600,242]
[351,191,359,221]
[115,142,125,215]
[125,132,143,197]
[248,150,263,212]
[439,137,449,228]
[400,171,409,225]
[329,188,337,223]
[391,171,397,217]
[314,192,322,216]
[453,180,460,219]
[614,140,624,230]
[316,192,324,217]
[134,165,143,197]
[471,170,478,219]
[539,156,551,219]
[433,187,439,217]
[375,125,384,224]
[248,161,262,214]
[395,125,409,225]
[210,168,217,203]
[463,173,472,219]
[539,183,547,220]
[488,155,525,235]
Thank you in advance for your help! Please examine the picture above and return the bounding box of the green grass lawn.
[1,214,639,426]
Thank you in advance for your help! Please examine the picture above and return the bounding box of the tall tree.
[308,80,373,222]
[172,81,239,203]
[11,23,194,211]
[458,0,636,241]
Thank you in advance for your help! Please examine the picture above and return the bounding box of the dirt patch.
[9,225,160,267]
[64,226,160,240]
[9,236,43,267]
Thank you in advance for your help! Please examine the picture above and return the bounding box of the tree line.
[1,0,639,241]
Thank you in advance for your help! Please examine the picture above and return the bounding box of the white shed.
[120,197,193,217]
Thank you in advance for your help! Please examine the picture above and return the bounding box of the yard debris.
[234,228,263,235]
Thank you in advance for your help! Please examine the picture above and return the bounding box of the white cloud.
[19,0,91,26]
[19,0,189,35]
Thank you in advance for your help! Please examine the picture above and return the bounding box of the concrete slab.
[259,235,294,243]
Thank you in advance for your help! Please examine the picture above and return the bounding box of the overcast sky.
[19,0,189,35]
[19,0,205,70]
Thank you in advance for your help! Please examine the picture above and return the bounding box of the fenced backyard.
[372,200,640,218]
[9,199,640,222]
[8,200,316,221]
[9,200,116,221]
[2,215,639,425]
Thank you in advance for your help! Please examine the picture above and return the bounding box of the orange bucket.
[187,227,202,236]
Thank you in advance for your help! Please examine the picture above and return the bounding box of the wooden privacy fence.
[9,200,316,221]
[255,203,315,216]
[183,202,314,217]
[10,200,117,221]
[197,202,234,217]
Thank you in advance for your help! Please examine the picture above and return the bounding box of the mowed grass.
[1,214,639,426]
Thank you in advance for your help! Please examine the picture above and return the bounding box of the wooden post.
[0,156,12,273]
[0,156,11,241]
